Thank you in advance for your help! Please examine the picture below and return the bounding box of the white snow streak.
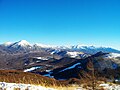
[59,63,81,72]
[24,66,41,72]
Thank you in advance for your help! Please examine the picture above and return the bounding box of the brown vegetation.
[0,70,63,87]
[79,58,106,90]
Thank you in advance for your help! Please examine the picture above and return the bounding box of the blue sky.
[0,0,120,49]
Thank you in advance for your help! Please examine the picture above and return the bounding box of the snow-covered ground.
[104,53,120,59]
[24,66,42,72]
[99,83,120,90]
[67,51,80,58]
[0,82,120,90]
[0,82,55,90]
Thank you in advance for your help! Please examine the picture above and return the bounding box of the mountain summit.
[15,40,31,47]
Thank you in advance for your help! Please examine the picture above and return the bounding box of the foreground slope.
[0,70,61,86]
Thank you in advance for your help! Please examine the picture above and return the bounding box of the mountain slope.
[40,52,120,80]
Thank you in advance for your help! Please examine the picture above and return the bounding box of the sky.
[0,0,120,49]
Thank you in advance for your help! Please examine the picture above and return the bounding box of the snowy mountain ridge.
[104,53,120,59]
[1,40,120,54]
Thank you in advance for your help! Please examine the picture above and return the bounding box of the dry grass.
[0,70,106,90]
[0,70,62,87]
[0,70,86,90]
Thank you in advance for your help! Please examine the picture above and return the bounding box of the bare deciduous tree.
[79,58,98,90]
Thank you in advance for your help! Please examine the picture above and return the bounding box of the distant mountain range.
[0,40,120,54]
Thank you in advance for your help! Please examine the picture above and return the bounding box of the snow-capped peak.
[9,40,32,48]
[17,40,31,46]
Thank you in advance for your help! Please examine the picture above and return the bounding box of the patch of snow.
[0,82,55,90]
[24,63,28,65]
[59,63,81,72]
[99,83,120,90]
[36,60,40,63]
[46,70,51,72]
[115,79,119,82]
[35,57,48,60]
[67,51,79,58]
[99,84,109,87]
[24,66,41,72]
[67,51,85,58]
